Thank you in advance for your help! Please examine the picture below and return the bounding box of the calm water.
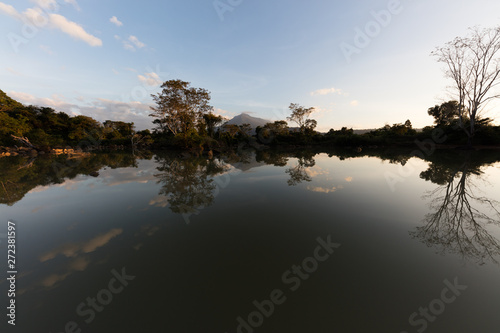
[1,148,500,332]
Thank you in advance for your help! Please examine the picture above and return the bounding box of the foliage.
[150,79,213,136]
[0,89,148,148]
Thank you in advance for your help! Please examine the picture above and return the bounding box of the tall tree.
[432,25,500,145]
[150,79,213,136]
[286,103,315,134]
[203,112,225,138]
[427,101,460,126]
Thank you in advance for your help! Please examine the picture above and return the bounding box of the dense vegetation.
[2,85,499,152]
[0,89,151,150]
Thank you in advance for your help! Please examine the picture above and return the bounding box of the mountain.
[225,113,271,133]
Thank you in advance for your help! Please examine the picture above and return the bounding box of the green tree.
[68,115,102,143]
[203,112,225,138]
[150,79,213,136]
[103,120,135,141]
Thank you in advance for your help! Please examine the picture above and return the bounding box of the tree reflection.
[0,153,146,205]
[154,155,229,215]
[413,154,500,264]
[285,154,315,186]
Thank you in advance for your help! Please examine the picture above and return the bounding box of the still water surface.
[1,149,500,332]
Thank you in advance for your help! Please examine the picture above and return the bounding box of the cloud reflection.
[40,228,123,262]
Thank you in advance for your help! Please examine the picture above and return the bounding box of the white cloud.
[0,2,101,47]
[63,0,80,11]
[0,2,21,18]
[138,72,162,86]
[123,42,135,51]
[305,166,329,178]
[49,13,102,46]
[128,35,145,48]
[9,91,71,110]
[31,0,57,10]
[214,108,236,119]
[109,16,123,27]
[350,100,359,106]
[112,68,119,75]
[310,87,346,96]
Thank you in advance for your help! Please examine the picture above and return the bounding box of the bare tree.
[286,103,315,134]
[432,26,500,145]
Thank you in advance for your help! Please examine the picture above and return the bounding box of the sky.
[1,0,500,132]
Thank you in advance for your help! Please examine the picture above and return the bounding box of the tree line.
[0,89,152,150]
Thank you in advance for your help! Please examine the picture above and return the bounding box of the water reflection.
[285,155,315,186]
[414,152,500,264]
[153,154,229,215]
[0,152,151,205]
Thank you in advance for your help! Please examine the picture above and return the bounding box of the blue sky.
[1,0,499,131]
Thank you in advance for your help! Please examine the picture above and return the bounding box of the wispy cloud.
[63,0,80,11]
[350,100,359,106]
[0,2,21,18]
[0,2,101,47]
[310,87,346,96]
[305,166,329,178]
[40,228,123,262]
[138,72,162,86]
[109,15,123,27]
[49,13,102,46]
[129,35,145,48]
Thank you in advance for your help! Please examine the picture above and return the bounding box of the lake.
[1,148,500,332]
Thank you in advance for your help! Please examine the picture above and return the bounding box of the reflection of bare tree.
[154,155,229,215]
[413,157,500,264]
[285,156,315,186]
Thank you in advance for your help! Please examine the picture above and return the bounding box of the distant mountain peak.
[225,113,271,133]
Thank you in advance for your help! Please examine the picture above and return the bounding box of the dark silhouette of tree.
[427,101,461,127]
[432,25,500,145]
[287,103,315,135]
[413,154,500,264]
